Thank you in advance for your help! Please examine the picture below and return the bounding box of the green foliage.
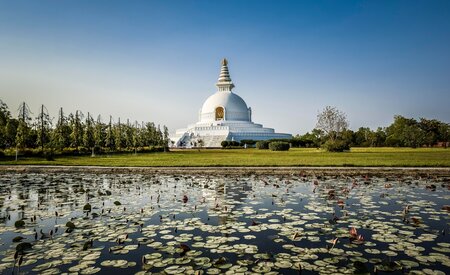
[268,141,290,151]
[15,120,29,149]
[322,139,350,152]
[69,111,84,150]
[221,140,241,149]
[0,100,168,156]
[83,113,95,150]
[53,108,71,150]
[239,140,257,146]
[256,141,269,149]
[36,105,52,151]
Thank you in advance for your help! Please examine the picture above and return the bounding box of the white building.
[171,59,292,148]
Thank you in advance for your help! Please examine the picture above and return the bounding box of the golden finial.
[221,58,228,66]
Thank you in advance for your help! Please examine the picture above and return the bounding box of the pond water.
[0,172,449,274]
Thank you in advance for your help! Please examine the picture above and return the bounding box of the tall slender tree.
[53,107,71,150]
[0,100,11,148]
[35,104,52,152]
[105,116,114,151]
[69,110,83,151]
[83,112,95,156]
[163,125,169,151]
[94,115,104,151]
[15,102,32,160]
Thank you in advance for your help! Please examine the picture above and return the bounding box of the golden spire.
[221,58,228,66]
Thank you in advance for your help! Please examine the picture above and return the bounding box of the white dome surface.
[171,58,292,148]
[200,91,250,122]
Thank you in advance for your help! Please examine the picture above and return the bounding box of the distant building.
[171,59,292,147]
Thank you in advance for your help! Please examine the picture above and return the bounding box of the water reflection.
[0,173,449,274]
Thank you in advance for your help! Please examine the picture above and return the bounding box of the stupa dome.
[200,91,250,122]
[199,58,251,123]
[171,58,292,148]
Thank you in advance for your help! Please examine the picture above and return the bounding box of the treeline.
[0,100,170,158]
[220,115,449,151]
[296,115,449,149]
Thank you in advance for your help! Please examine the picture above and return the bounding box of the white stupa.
[171,58,292,147]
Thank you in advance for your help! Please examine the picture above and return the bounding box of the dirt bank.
[1,165,450,177]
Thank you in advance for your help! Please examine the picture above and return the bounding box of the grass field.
[0,147,449,167]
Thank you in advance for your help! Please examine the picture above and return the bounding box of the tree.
[0,100,11,148]
[0,100,10,126]
[131,121,138,154]
[15,102,32,160]
[386,115,425,148]
[69,110,83,151]
[316,106,349,141]
[163,125,170,151]
[114,118,123,151]
[438,123,450,148]
[5,119,18,148]
[53,107,71,150]
[125,119,133,149]
[83,112,95,156]
[105,116,114,151]
[419,118,441,147]
[35,104,52,152]
[94,115,104,151]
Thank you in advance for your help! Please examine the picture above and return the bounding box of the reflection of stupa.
[171,59,292,147]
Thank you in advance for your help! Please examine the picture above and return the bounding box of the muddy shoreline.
[1,165,450,177]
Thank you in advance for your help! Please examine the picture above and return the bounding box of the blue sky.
[1,0,449,135]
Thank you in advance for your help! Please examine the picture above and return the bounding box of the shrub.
[322,139,350,152]
[229,141,240,146]
[256,141,269,149]
[240,140,257,146]
[222,140,242,149]
[269,141,290,151]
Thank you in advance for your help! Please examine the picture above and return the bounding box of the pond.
[0,172,449,274]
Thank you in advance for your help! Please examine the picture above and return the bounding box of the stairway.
[198,135,228,147]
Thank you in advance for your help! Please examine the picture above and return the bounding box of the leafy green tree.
[94,115,105,150]
[69,110,84,150]
[163,125,169,151]
[114,118,123,151]
[0,100,11,148]
[83,112,95,156]
[5,119,18,148]
[105,116,114,151]
[35,104,52,152]
[15,102,32,159]
[53,107,71,150]
[354,127,371,147]
[419,118,441,147]
[373,127,386,147]
[15,120,29,150]
[124,119,133,149]
[386,115,425,148]
[438,123,450,148]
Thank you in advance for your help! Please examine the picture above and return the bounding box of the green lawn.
[1,147,449,167]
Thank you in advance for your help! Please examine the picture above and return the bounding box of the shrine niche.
[215,107,224,120]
